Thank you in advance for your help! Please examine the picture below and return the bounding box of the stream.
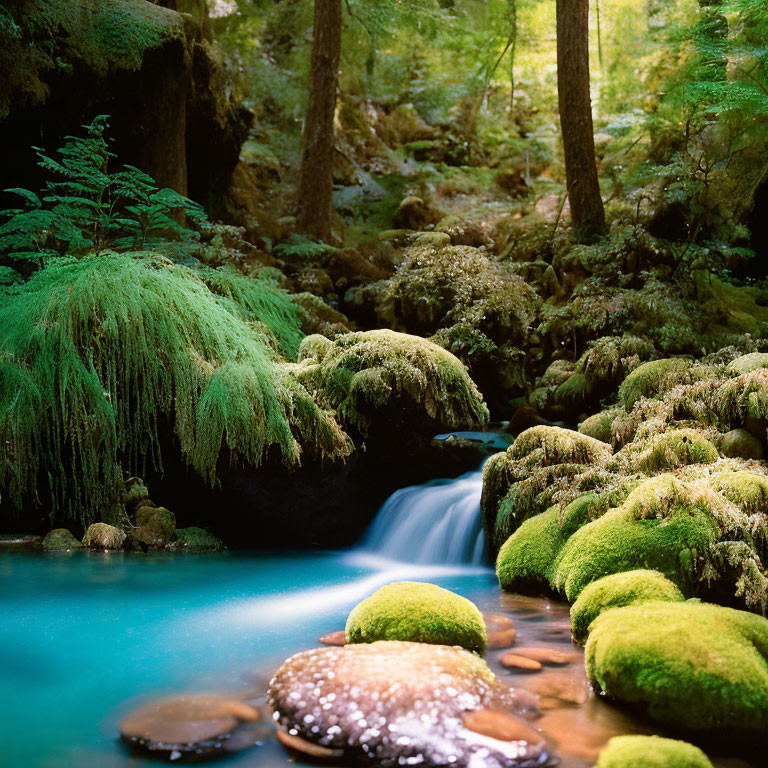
[0,456,761,768]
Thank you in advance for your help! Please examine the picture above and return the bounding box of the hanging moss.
[0,253,351,525]
[295,329,489,439]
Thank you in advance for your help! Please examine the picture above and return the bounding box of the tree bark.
[507,0,517,127]
[297,0,342,242]
[556,0,606,243]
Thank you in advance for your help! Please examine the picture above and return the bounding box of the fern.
[0,253,350,526]
[0,116,206,266]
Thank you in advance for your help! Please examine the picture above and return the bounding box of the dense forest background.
[2,0,768,548]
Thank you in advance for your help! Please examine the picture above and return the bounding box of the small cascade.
[360,465,487,566]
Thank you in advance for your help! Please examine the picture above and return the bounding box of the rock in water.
[268,641,552,768]
[41,529,81,551]
[119,694,262,757]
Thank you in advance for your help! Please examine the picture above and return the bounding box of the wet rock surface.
[119,693,263,758]
[268,640,552,768]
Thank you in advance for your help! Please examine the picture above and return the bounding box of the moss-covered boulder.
[296,330,489,440]
[496,494,599,593]
[345,582,487,654]
[173,527,224,552]
[596,735,713,768]
[635,429,719,473]
[710,470,768,514]
[82,523,126,550]
[129,508,176,551]
[41,528,82,551]
[552,475,723,601]
[586,601,768,731]
[719,428,763,459]
[618,358,690,410]
[578,407,621,445]
[570,570,684,643]
[124,476,149,510]
[482,427,611,551]
[726,352,768,376]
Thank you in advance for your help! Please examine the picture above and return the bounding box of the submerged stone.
[119,693,262,757]
[484,612,517,648]
[268,640,552,768]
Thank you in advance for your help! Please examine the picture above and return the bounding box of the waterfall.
[360,465,487,566]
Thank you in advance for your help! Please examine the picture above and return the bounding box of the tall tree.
[297,0,342,242]
[556,0,606,243]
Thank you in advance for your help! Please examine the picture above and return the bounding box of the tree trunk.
[556,0,606,243]
[507,0,517,127]
[297,0,342,242]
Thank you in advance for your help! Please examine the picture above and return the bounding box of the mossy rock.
[173,527,224,552]
[42,528,82,551]
[496,494,599,592]
[124,476,149,509]
[596,735,713,768]
[719,428,763,460]
[552,475,723,601]
[570,570,684,643]
[511,425,611,465]
[345,582,487,654]
[586,601,768,731]
[727,352,768,376]
[130,508,176,550]
[710,470,768,514]
[618,358,689,410]
[82,523,126,550]
[578,408,620,445]
[636,429,719,473]
[296,330,489,438]
[553,372,589,407]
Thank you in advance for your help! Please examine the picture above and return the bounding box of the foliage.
[0,116,205,265]
[0,253,350,525]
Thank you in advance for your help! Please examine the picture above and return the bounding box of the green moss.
[596,735,713,768]
[578,408,621,444]
[715,368,768,427]
[552,476,723,601]
[719,428,763,460]
[0,253,350,525]
[296,330,489,438]
[636,429,719,473]
[82,522,125,550]
[510,426,612,465]
[570,569,684,643]
[172,526,224,552]
[618,358,690,410]
[553,372,589,407]
[496,494,598,592]
[727,352,768,376]
[41,528,81,551]
[710,471,768,515]
[586,601,768,731]
[345,581,487,654]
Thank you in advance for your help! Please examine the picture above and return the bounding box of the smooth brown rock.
[276,730,344,759]
[119,694,246,747]
[500,653,543,672]
[512,647,577,666]
[484,613,517,649]
[525,672,590,705]
[318,630,346,646]
[461,710,544,746]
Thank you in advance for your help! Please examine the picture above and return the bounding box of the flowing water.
[0,453,761,768]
